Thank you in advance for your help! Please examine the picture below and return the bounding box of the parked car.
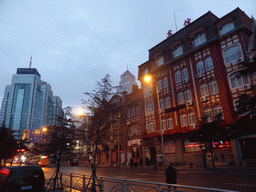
[0,165,45,192]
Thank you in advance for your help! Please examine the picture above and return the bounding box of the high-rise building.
[116,70,137,94]
[0,68,63,139]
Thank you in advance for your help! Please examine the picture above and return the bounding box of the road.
[42,165,256,192]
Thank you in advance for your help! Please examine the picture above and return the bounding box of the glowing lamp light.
[77,108,85,116]
[42,127,47,132]
[144,75,152,83]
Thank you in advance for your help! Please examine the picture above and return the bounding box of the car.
[0,165,45,192]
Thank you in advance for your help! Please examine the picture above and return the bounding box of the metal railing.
[61,172,239,192]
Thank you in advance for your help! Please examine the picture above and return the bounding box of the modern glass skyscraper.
[0,68,63,139]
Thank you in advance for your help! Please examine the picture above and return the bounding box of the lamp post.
[144,75,166,169]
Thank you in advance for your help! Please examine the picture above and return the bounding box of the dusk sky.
[0,0,255,113]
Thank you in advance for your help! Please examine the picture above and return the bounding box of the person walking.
[130,158,134,168]
[165,163,177,189]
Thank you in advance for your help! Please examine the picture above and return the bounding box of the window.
[144,68,148,74]
[175,70,181,83]
[223,45,243,64]
[192,33,206,48]
[200,83,209,97]
[196,60,205,74]
[213,105,223,119]
[145,102,154,113]
[131,106,135,117]
[161,119,166,131]
[188,111,195,126]
[205,57,214,71]
[219,22,235,36]
[163,77,168,88]
[146,121,156,132]
[159,98,164,109]
[128,124,140,137]
[209,80,219,95]
[172,45,183,58]
[180,113,187,126]
[177,92,184,104]
[144,84,152,96]
[181,68,189,81]
[135,105,140,116]
[167,117,173,129]
[165,96,171,108]
[229,73,249,88]
[156,55,164,67]
[184,89,192,101]
[157,79,162,92]
[127,108,131,119]
[203,107,213,122]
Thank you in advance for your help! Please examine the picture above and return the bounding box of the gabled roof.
[121,70,135,77]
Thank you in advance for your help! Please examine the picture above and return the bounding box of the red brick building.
[138,8,256,167]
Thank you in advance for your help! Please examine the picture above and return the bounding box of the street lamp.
[144,74,166,169]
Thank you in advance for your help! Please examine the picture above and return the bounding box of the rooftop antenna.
[29,55,32,68]
[174,12,178,32]
[127,64,128,71]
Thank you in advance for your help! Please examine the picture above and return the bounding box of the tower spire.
[29,55,32,68]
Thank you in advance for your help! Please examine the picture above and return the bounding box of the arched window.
[205,57,214,71]
[161,118,166,131]
[163,77,169,88]
[203,107,213,122]
[180,113,187,127]
[213,104,223,119]
[167,117,173,129]
[192,32,206,48]
[219,22,235,36]
[229,72,249,89]
[165,96,171,108]
[181,67,189,81]
[175,70,181,83]
[146,121,156,132]
[223,45,242,64]
[209,80,219,95]
[184,89,192,101]
[128,124,140,136]
[196,60,205,74]
[177,91,184,104]
[188,111,195,126]
[200,83,209,97]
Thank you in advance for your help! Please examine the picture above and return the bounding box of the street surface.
[42,165,256,192]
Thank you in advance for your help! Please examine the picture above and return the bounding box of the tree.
[82,74,119,191]
[188,114,230,169]
[0,125,18,166]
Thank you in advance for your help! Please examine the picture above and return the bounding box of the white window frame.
[167,117,173,129]
[146,121,156,133]
[219,22,235,36]
[165,96,171,108]
[163,77,168,88]
[209,80,219,95]
[159,98,165,109]
[177,92,184,104]
[192,33,206,48]
[203,107,213,122]
[175,70,181,83]
[223,45,243,64]
[205,57,214,71]
[157,79,162,92]
[145,102,154,114]
[172,44,183,58]
[184,89,192,101]
[181,67,189,81]
[229,73,249,89]
[213,105,223,119]
[200,83,209,97]
[188,111,195,126]
[156,55,164,67]
[196,60,205,74]
[180,113,187,127]
[161,119,167,131]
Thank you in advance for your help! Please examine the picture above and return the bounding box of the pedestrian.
[145,157,149,166]
[159,156,162,166]
[165,163,177,189]
[134,157,138,168]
